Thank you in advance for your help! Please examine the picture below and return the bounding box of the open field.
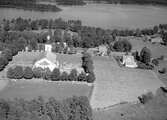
[93,88,167,120]
[0,79,92,100]
[129,39,167,58]
[90,56,165,109]
[155,60,167,86]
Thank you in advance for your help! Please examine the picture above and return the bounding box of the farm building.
[151,37,163,44]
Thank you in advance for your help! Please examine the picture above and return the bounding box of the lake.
[1,4,167,29]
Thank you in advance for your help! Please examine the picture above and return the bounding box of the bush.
[82,52,94,73]
[51,68,60,81]
[137,61,154,70]
[158,68,166,74]
[138,92,154,104]
[152,59,159,66]
[33,67,43,78]
[60,72,69,81]
[24,67,33,79]
[113,40,132,52]
[1,49,13,61]
[86,72,95,83]
[78,72,87,82]
[68,69,78,81]
[44,68,52,80]
[7,67,14,79]
[13,66,24,79]
[140,47,151,64]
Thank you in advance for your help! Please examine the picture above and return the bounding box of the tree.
[153,25,158,34]
[1,49,13,61]
[162,32,167,45]
[82,52,94,73]
[13,66,24,79]
[68,69,78,81]
[113,40,132,52]
[7,67,14,79]
[140,47,151,64]
[33,67,43,78]
[51,68,60,81]
[0,56,8,71]
[44,68,52,80]
[86,72,95,83]
[24,67,33,79]
[78,72,87,82]
[60,72,68,81]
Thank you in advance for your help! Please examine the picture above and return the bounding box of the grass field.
[93,88,167,120]
[90,56,165,109]
[0,80,92,101]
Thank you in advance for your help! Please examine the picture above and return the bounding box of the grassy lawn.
[90,56,164,109]
[0,80,92,101]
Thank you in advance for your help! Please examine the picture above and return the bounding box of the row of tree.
[55,0,86,5]
[0,46,20,71]
[82,52,96,83]
[86,0,167,5]
[7,66,95,83]
[1,17,167,48]
[0,0,61,12]
[0,96,92,120]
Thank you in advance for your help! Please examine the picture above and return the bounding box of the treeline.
[1,17,167,50]
[0,96,92,120]
[7,66,95,83]
[55,0,86,5]
[0,0,61,12]
[86,0,167,5]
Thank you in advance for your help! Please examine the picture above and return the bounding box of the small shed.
[151,37,163,44]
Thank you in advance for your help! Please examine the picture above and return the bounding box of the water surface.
[1,4,167,29]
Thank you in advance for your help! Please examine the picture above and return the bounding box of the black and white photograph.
[0,0,167,120]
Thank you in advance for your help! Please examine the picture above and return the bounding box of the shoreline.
[0,4,61,12]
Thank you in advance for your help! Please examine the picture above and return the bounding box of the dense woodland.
[0,0,61,12]
[86,0,167,5]
[0,96,93,120]
[0,17,167,51]
[55,0,86,5]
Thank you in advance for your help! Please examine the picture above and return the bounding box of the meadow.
[90,55,164,109]
[0,80,92,100]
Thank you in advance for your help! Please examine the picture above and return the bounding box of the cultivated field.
[0,80,92,100]
[90,56,165,109]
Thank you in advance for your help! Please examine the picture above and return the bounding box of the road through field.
[90,56,165,109]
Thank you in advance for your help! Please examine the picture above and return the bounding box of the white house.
[122,54,138,68]
[33,58,59,71]
[98,45,108,56]
[151,37,163,44]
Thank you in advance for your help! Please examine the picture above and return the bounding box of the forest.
[0,96,92,120]
[55,0,86,5]
[0,0,61,12]
[86,0,167,5]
